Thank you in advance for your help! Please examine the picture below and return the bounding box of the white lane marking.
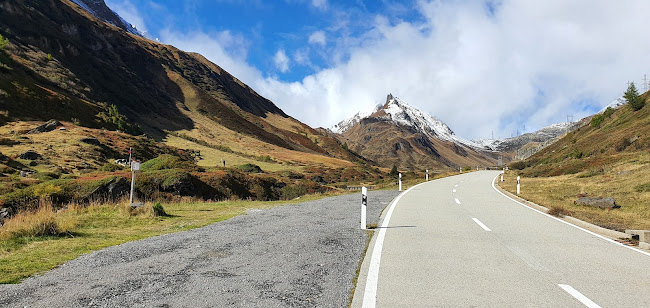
[491,175,650,257]
[454,198,461,205]
[362,181,428,308]
[452,189,456,193]
[558,284,601,308]
[472,218,492,231]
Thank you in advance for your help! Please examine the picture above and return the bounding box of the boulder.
[80,137,101,146]
[29,119,61,134]
[0,207,12,226]
[86,177,130,202]
[575,197,619,209]
[19,151,42,160]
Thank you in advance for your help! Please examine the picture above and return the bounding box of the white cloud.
[257,0,650,139]
[158,0,650,140]
[274,49,290,73]
[105,0,148,33]
[312,0,327,10]
[308,31,327,46]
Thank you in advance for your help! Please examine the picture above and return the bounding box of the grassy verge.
[498,160,650,232]
[0,194,332,284]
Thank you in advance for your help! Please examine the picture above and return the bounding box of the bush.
[141,154,196,171]
[0,34,8,50]
[509,161,527,170]
[389,165,398,178]
[100,163,124,172]
[152,202,167,217]
[281,184,307,200]
[590,114,605,128]
[236,163,263,173]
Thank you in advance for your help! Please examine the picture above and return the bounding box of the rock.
[80,137,101,146]
[86,177,130,202]
[574,197,619,209]
[19,151,42,160]
[0,207,12,227]
[29,119,61,134]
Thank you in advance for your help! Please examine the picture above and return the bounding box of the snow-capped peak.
[331,104,381,134]
[599,96,626,113]
[332,94,486,149]
[379,94,485,149]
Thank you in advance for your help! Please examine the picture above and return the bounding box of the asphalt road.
[0,190,400,308]
[353,171,650,307]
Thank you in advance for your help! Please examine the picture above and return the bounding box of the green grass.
[0,194,331,284]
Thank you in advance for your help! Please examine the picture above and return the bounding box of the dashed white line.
[452,189,457,193]
[454,198,461,205]
[558,284,601,308]
[472,218,492,231]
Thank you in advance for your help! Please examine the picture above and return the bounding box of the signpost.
[398,173,402,191]
[130,161,140,204]
[361,186,367,229]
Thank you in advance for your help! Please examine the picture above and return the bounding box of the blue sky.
[105,0,650,140]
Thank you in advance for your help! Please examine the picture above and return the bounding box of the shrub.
[281,184,307,200]
[236,163,263,173]
[100,163,124,172]
[509,161,527,170]
[590,114,605,128]
[0,34,8,50]
[389,165,398,178]
[141,154,196,171]
[152,202,167,217]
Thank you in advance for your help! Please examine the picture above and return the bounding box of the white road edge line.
[558,284,602,308]
[472,218,492,231]
[454,198,461,205]
[491,174,650,257]
[362,181,429,308]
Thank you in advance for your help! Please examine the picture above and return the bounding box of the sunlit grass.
[499,158,650,231]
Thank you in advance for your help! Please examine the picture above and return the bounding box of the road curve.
[353,170,650,307]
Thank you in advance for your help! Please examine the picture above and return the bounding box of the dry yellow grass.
[499,156,650,231]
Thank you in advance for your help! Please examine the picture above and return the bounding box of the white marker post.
[425,169,429,181]
[398,173,402,191]
[130,161,140,204]
[460,167,462,174]
[361,186,367,229]
[501,168,504,182]
[517,176,521,195]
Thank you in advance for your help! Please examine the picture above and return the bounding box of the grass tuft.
[0,203,75,239]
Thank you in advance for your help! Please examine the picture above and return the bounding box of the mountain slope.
[335,94,497,170]
[0,0,359,166]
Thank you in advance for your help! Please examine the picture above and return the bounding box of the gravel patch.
[0,191,399,308]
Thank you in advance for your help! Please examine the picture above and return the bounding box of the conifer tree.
[625,82,645,111]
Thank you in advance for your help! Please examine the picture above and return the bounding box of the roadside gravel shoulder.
[0,191,399,308]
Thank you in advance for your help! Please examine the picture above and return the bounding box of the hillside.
[504,91,650,231]
[334,94,498,171]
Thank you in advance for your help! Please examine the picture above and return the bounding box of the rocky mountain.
[334,94,498,170]
[482,122,576,154]
[0,0,360,165]
[70,0,143,36]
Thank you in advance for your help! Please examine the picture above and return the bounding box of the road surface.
[354,171,650,307]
